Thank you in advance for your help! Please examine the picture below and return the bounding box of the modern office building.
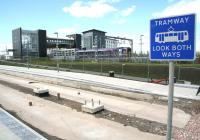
[49,48,77,60]
[82,29,133,51]
[76,47,131,59]
[105,37,118,48]
[12,27,47,58]
[82,29,106,50]
[46,37,74,49]
[47,34,81,59]
[12,27,133,60]
[66,34,82,49]
[12,28,82,59]
[47,34,81,49]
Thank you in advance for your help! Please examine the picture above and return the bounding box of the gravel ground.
[173,114,200,140]
[145,95,200,116]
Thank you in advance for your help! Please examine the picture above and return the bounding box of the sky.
[0,0,200,54]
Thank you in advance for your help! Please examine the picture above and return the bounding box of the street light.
[54,32,59,72]
[99,36,103,74]
[69,36,72,68]
[94,35,98,61]
[26,38,29,69]
[140,35,144,55]
[83,52,85,72]
[24,36,30,69]
[82,47,85,72]
[147,60,150,82]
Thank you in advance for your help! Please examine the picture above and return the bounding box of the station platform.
[0,107,46,140]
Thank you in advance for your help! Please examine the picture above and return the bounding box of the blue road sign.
[150,14,196,61]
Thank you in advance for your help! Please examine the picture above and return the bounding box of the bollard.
[99,100,101,105]
[29,101,32,106]
[85,100,87,105]
[91,99,94,107]
[57,93,60,100]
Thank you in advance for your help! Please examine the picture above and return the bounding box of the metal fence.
[0,57,200,84]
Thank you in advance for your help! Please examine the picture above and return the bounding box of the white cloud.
[153,0,200,23]
[63,1,117,18]
[112,5,136,25]
[121,5,136,17]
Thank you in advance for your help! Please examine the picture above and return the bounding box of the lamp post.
[82,47,85,72]
[147,60,150,82]
[26,38,29,69]
[140,35,144,56]
[100,37,103,74]
[94,35,98,61]
[69,37,72,68]
[24,36,30,69]
[54,32,59,72]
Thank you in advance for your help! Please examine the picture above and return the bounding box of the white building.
[48,48,76,60]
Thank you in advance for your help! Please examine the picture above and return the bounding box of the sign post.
[150,14,195,140]
[167,61,174,140]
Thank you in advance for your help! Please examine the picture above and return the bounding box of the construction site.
[0,65,199,140]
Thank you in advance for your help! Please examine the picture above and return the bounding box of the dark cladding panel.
[12,28,22,58]
[74,34,82,49]
[38,30,47,57]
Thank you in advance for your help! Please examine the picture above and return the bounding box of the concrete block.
[33,88,49,97]
[184,81,191,85]
[82,102,104,114]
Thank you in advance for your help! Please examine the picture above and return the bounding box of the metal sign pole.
[166,61,174,140]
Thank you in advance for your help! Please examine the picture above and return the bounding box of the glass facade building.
[82,29,106,50]
[12,28,47,58]
[46,37,74,49]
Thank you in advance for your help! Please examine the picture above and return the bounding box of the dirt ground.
[0,79,167,136]
[0,83,165,140]
[0,78,200,140]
